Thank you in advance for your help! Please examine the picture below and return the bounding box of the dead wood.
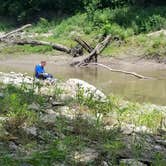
[70,44,83,57]
[12,39,71,54]
[74,35,111,66]
[74,37,93,53]
[0,24,32,41]
[87,63,152,79]
[0,24,81,55]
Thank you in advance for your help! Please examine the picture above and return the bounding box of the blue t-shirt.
[35,64,45,78]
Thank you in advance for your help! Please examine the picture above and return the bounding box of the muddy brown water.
[0,54,166,106]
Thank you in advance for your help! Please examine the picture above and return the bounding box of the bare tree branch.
[0,24,32,41]
[75,35,111,66]
[86,63,152,79]
[74,37,93,53]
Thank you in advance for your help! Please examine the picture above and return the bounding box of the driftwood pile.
[0,24,71,54]
[72,35,111,66]
[0,24,110,64]
[0,24,150,79]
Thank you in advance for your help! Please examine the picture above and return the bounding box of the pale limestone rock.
[121,123,152,135]
[0,117,8,122]
[74,148,98,163]
[44,109,56,115]
[21,126,37,137]
[65,78,106,101]
[58,106,76,120]
[41,114,58,124]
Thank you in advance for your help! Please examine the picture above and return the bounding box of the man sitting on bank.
[35,61,53,80]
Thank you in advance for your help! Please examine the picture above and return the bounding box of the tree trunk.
[74,37,93,53]
[13,40,71,54]
[75,35,111,66]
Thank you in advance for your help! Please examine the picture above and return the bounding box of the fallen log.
[74,37,93,53]
[0,24,110,57]
[12,40,71,54]
[0,24,82,56]
[75,35,111,66]
[0,24,32,41]
[2,37,84,56]
[86,63,152,79]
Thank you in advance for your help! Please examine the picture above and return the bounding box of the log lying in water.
[0,24,32,41]
[87,63,151,79]
[73,36,151,79]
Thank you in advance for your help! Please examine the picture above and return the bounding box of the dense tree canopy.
[0,0,165,22]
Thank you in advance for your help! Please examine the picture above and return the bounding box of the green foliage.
[31,114,123,165]
[152,152,166,166]
[34,18,51,33]
[0,84,44,120]
[75,87,114,114]
[145,35,166,58]
[117,102,166,133]
[0,0,165,23]
[0,81,166,165]
[75,88,166,132]
[1,2,166,57]
[53,14,87,38]
[0,45,53,55]
[28,140,67,166]
[0,22,12,32]
[1,84,42,117]
[0,0,85,22]
[89,6,166,36]
[84,0,166,11]
[0,155,20,166]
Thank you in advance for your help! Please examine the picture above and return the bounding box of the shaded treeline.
[0,0,166,23]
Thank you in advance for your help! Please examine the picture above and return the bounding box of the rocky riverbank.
[0,71,106,100]
[0,72,166,165]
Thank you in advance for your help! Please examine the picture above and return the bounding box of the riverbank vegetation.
[0,80,166,165]
[0,1,166,59]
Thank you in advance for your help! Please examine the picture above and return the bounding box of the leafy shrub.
[87,6,166,37]
[34,18,50,33]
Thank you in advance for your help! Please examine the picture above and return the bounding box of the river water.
[0,54,166,106]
